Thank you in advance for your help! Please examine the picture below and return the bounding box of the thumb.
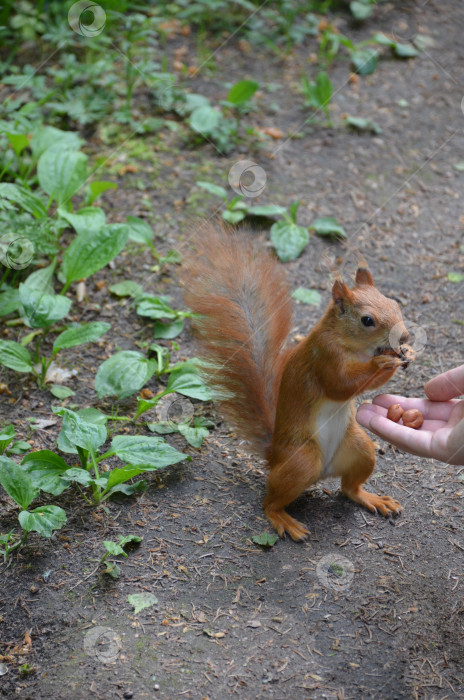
[425,365,464,401]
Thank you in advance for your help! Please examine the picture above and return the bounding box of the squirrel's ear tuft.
[332,279,353,313]
[355,267,374,287]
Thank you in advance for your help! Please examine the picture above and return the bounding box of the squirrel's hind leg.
[264,443,322,541]
[334,423,402,516]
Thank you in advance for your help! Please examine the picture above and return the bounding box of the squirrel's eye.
[361,316,375,327]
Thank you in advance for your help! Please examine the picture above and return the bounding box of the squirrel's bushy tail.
[183,223,292,460]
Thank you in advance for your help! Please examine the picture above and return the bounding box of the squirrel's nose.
[400,330,409,344]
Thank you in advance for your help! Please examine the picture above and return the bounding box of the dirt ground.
[1,1,464,698]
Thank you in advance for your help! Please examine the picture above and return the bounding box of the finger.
[447,417,464,465]
[425,365,464,401]
[371,394,458,421]
[422,420,448,432]
[361,413,434,458]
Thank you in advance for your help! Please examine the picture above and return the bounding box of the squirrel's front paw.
[372,354,403,371]
[398,343,416,369]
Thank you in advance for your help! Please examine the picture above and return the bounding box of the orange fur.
[183,226,411,540]
[183,223,292,458]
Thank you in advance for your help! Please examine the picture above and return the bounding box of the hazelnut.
[402,409,424,429]
[387,404,404,422]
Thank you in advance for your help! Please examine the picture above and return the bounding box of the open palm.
[357,394,464,465]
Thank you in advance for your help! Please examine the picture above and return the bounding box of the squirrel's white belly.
[315,400,352,477]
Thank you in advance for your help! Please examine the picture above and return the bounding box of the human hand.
[424,364,464,401]
[357,393,464,465]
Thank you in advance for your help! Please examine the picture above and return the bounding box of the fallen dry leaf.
[263,127,284,139]
[43,362,78,385]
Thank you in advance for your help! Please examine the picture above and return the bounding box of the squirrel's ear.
[355,267,374,286]
[332,280,353,313]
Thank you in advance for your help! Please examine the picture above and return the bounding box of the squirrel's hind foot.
[265,509,309,541]
[344,488,402,516]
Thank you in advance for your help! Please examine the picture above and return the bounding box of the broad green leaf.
[104,562,121,578]
[55,409,107,453]
[104,467,144,493]
[30,126,83,160]
[196,181,228,199]
[371,32,395,47]
[166,368,214,400]
[136,295,177,320]
[6,132,29,157]
[111,435,187,469]
[135,396,163,419]
[394,43,419,58]
[252,532,279,547]
[226,80,259,105]
[37,147,88,207]
[19,505,67,538]
[105,480,147,498]
[0,455,38,509]
[453,162,464,172]
[0,425,15,454]
[179,93,210,115]
[351,48,378,75]
[53,322,110,352]
[77,408,108,425]
[270,220,309,262]
[310,217,347,240]
[57,408,107,452]
[104,540,127,557]
[58,207,106,237]
[50,385,75,399]
[247,204,287,217]
[0,183,47,218]
[350,1,372,20]
[448,272,464,283]
[95,351,157,400]
[19,286,72,328]
[147,422,178,435]
[127,593,158,614]
[0,289,21,317]
[0,340,32,372]
[126,216,154,245]
[109,280,144,298]
[60,223,129,284]
[8,440,30,455]
[189,105,221,134]
[20,263,55,295]
[118,534,142,547]
[153,319,184,339]
[60,467,95,486]
[222,209,246,224]
[292,287,322,306]
[304,71,332,110]
[87,181,117,205]
[21,450,70,496]
[103,534,142,557]
[345,116,382,134]
[178,423,209,447]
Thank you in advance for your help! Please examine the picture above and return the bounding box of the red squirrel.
[184,224,414,541]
